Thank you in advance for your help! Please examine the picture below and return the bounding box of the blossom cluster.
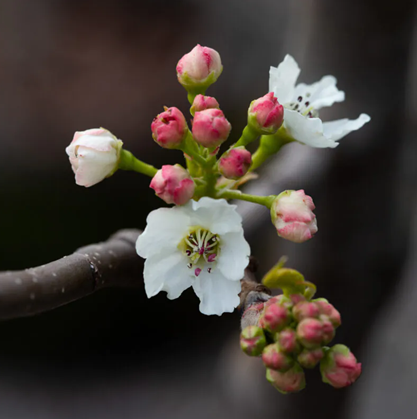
[240,268,361,393]
[65,44,367,393]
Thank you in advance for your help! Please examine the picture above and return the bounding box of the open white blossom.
[269,55,370,148]
[136,197,250,316]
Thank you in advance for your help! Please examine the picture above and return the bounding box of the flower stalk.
[118,149,158,177]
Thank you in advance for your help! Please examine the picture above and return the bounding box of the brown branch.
[0,229,143,320]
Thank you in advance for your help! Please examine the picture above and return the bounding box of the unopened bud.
[241,301,266,330]
[151,107,188,149]
[150,165,195,206]
[262,343,293,372]
[271,190,318,243]
[240,326,266,356]
[248,92,284,134]
[314,298,342,328]
[259,297,291,333]
[176,45,222,91]
[191,95,219,114]
[219,147,252,180]
[293,301,320,322]
[290,294,306,305]
[296,318,324,349]
[276,328,298,353]
[298,348,324,369]
[320,345,362,388]
[192,109,231,148]
[266,363,306,394]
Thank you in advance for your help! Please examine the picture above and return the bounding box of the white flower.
[136,197,250,316]
[269,55,370,148]
[66,128,123,187]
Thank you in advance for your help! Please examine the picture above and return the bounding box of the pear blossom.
[269,55,370,148]
[66,128,123,187]
[136,197,250,316]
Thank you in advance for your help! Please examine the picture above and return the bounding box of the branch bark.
[0,229,143,320]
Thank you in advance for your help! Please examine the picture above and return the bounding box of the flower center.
[179,227,220,277]
[285,93,319,118]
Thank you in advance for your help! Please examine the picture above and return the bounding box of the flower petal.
[322,113,371,142]
[75,146,118,187]
[269,55,300,105]
[293,75,345,110]
[193,270,241,316]
[187,197,243,234]
[283,109,339,148]
[217,231,250,281]
[136,207,191,259]
[143,250,193,299]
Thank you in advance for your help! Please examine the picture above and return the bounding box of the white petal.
[143,250,193,299]
[283,109,339,148]
[217,231,250,281]
[293,75,345,110]
[322,113,371,142]
[188,197,243,234]
[269,55,300,105]
[75,146,118,187]
[193,271,241,316]
[136,207,191,259]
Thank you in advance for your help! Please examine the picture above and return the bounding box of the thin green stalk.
[218,189,276,208]
[118,149,158,177]
[234,125,260,148]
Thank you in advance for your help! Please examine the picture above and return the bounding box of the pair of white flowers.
[67,56,370,316]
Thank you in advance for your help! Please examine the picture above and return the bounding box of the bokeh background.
[1,0,416,417]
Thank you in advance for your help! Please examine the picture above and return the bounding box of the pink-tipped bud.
[266,364,306,394]
[248,92,284,134]
[266,295,293,310]
[151,107,188,149]
[191,95,220,114]
[296,318,324,349]
[314,298,342,328]
[176,45,222,90]
[240,326,267,357]
[293,301,320,322]
[298,348,324,369]
[276,329,298,353]
[150,165,195,206]
[320,345,362,388]
[259,298,291,333]
[192,109,231,148]
[321,318,335,344]
[290,294,306,305]
[262,343,293,372]
[218,147,252,180]
[271,190,318,243]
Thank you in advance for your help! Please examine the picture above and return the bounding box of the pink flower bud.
[293,301,320,322]
[320,345,362,388]
[266,294,293,310]
[298,348,324,369]
[290,294,306,304]
[65,128,123,187]
[314,298,342,328]
[191,95,220,114]
[266,364,306,394]
[176,45,222,89]
[150,165,195,206]
[218,147,252,180]
[321,318,335,344]
[276,329,298,353]
[241,302,266,330]
[259,298,291,333]
[240,326,267,357]
[271,190,318,243]
[248,92,284,134]
[192,109,231,148]
[296,318,324,349]
[151,107,188,149]
[262,343,293,372]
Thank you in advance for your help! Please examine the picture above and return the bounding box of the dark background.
[0,0,416,418]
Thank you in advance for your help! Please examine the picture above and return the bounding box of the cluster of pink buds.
[240,289,361,393]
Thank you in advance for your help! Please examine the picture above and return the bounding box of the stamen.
[195,268,202,277]
[207,268,212,273]
[187,263,193,269]
[305,101,310,106]
[208,254,216,262]
[297,96,302,102]
[186,250,191,256]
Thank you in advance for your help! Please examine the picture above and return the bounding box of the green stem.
[180,132,208,167]
[234,125,260,148]
[118,149,158,177]
[218,189,276,208]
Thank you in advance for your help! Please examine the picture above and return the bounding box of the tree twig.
[0,229,143,320]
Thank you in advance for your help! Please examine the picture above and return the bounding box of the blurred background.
[0,0,416,417]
